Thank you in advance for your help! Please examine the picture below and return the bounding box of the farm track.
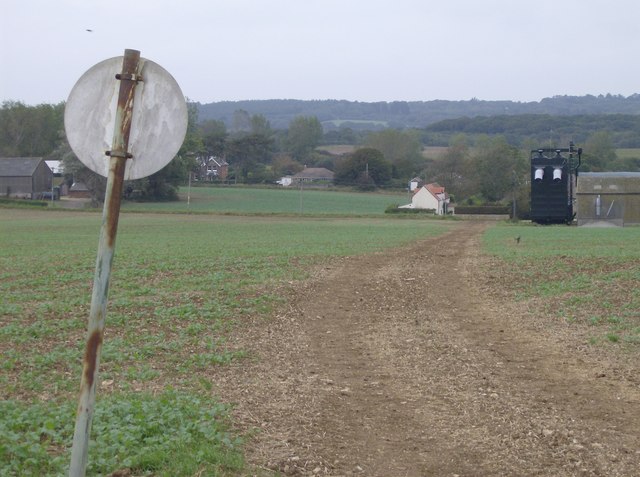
[213,221,640,476]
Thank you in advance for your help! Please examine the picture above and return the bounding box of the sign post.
[68,49,141,477]
[64,49,187,477]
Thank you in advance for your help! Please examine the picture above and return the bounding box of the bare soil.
[213,221,640,476]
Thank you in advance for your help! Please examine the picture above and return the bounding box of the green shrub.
[0,391,244,476]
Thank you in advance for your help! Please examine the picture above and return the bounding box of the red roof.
[411,182,449,201]
[425,183,445,195]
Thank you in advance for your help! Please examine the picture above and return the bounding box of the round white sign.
[65,56,188,180]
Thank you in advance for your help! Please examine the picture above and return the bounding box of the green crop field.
[2,205,638,475]
[616,148,640,159]
[120,185,413,215]
[0,208,450,476]
[483,223,640,346]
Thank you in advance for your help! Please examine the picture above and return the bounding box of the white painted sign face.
[65,56,188,180]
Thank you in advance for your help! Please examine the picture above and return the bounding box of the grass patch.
[483,223,640,347]
[120,185,412,215]
[0,208,450,474]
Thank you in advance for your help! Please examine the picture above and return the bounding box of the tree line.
[0,101,423,197]
[1,99,637,215]
[423,113,640,148]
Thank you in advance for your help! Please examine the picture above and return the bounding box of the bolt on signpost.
[64,49,187,477]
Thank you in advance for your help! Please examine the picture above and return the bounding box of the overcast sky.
[2,0,638,105]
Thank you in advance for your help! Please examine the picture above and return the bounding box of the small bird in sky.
[86,29,93,32]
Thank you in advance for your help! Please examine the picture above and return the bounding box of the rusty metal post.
[69,49,141,477]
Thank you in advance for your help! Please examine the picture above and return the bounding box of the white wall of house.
[399,186,449,214]
[413,187,439,211]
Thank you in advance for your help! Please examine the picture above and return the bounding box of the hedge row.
[0,198,49,207]
[454,206,509,215]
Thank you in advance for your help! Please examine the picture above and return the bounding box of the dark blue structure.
[530,143,582,224]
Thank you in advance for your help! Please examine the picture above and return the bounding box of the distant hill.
[424,113,640,148]
[196,94,640,130]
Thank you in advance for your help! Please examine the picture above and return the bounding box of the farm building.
[68,181,91,199]
[280,167,334,187]
[399,182,450,215]
[576,172,640,226]
[0,157,53,199]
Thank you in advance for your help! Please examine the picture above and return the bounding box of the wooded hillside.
[423,114,640,148]
[197,94,640,130]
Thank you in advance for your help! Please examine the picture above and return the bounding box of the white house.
[399,182,450,215]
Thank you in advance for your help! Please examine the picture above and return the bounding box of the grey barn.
[0,157,53,199]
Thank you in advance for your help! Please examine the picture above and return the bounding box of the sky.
[2,0,639,106]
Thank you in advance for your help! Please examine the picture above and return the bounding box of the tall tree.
[250,114,272,136]
[469,136,524,203]
[583,131,617,171]
[334,147,392,189]
[364,129,424,179]
[133,153,194,200]
[198,119,227,157]
[271,154,303,177]
[226,133,275,183]
[428,133,470,200]
[231,109,251,133]
[287,116,323,161]
[0,101,64,157]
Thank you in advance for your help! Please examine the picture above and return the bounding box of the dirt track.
[214,221,640,476]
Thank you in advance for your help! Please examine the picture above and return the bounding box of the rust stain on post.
[82,330,103,390]
[105,49,140,248]
[116,50,140,141]
[105,157,127,248]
